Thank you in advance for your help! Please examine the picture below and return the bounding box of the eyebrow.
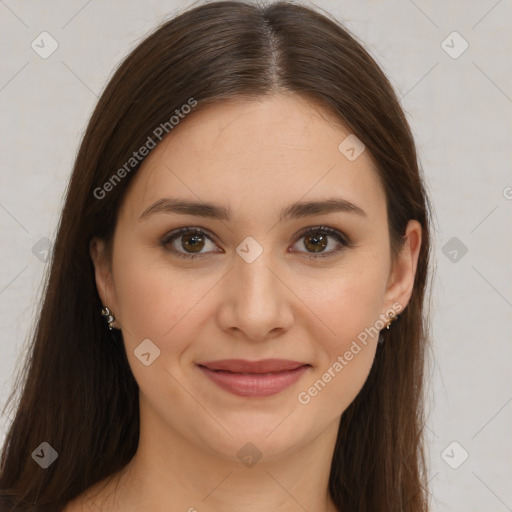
[139,196,367,222]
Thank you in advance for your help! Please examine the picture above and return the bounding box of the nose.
[216,250,294,342]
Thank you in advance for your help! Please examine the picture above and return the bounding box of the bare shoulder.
[61,496,83,512]
[62,489,100,512]
[62,475,120,512]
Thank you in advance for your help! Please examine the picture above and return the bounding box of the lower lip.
[198,365,310,398]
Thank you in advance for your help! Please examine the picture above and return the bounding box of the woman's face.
[91,93,420,463]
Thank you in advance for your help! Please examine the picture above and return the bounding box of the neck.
[102,397,341,512]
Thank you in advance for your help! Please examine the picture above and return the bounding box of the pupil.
[183,233,204,253]
[305,233,327,253]
[180,232,328,255]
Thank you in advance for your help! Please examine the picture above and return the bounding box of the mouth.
[196,359,311,398]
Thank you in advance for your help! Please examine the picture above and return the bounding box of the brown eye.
[292,226,348,258]
[161,225,348,260]
[181,232,205,253]
[303,232,328,253]
[161,227,219,259]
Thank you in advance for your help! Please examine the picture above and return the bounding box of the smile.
[197,359,312,398]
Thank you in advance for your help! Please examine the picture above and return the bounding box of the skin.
[70,93,421,512]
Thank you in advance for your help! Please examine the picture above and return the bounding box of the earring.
[100,306,116,330]
[378,311,399,343]
[386,311,399,329]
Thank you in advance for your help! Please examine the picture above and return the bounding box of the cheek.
[296,290,379,421]
[297,256,387,411]
[111,248,203,402]
[112,245,216,351]
[312,259,388,349]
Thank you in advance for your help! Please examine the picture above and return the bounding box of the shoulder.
[62,491,95,512]
[62,476,118,512]
[61,498,81,512]
[64,462,134,512]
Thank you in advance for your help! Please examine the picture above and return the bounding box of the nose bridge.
[235,233,278,295]
[219,242,293,340]
[235,248,281,312]
[239,251,277,301]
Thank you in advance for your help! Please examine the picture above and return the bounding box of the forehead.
[119,94,385,224]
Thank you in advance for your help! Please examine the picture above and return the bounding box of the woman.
[0,1,433,511]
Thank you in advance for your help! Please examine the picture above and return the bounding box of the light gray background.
[1,0,511,510]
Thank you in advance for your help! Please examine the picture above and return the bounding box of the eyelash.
[160,225,349,260]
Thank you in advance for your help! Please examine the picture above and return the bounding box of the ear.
[383,220,422,313]
[89,237,120,328]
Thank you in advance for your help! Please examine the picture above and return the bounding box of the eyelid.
[293,225,348,246]
[289,225,349,258]
[160,227,221,259]
[160,225,349,259]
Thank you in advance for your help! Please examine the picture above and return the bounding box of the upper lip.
[197,359,310,373]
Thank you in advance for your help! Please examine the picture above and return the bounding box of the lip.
[197,359,311,398]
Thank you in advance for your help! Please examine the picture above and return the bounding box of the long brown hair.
[0,1,433,510]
